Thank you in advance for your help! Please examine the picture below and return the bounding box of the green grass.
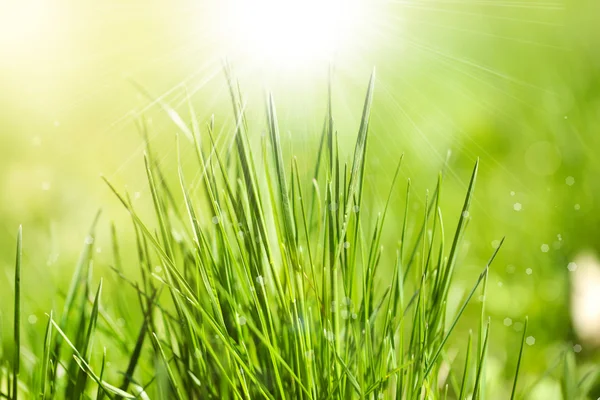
[0,70,585,399]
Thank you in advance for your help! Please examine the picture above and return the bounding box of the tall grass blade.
[509,316,528,400]
[12,226,22,400]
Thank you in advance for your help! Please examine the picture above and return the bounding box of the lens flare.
[219,0,367,69]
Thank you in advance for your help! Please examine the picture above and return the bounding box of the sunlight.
[0,1,53,56]
[220,0,366,69]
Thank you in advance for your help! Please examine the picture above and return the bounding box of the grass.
[0,68,582,399]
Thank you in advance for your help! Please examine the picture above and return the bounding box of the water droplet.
[526,268,533,275]
[343,241,350,249]
[256,275,265,286]
[526,336,535,346]
[462,211,470,218]
[510,191,515,196]
[238,315,247,326]
[513,203,522,211]
[84,235,94,245]
[541,244,549,253]
[212,216,219,224]
[574,204,581,211]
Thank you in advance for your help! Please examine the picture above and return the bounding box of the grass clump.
[2,68,533,399]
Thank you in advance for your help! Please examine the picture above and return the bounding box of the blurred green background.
[1,0,599,396]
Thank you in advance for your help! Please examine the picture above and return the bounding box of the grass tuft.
[1,71,546,399]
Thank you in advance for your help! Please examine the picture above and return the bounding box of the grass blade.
[39,310,53,399]
[509,316,528,400]
[12,226,22,400]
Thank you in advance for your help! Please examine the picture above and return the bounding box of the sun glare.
[220,0,366,69]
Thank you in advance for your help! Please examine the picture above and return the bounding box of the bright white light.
[221,0,365,68]
[0,1,53,56]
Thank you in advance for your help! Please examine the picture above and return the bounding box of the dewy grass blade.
[13,226,22,400]
[151,333,185,400]
[472,319,490,400]
[266,92,298,269]
[73,280,103,398]
[510,316,528,400]
[39,311,53,398]
[458,330,473,400]
[58,210,101,327]
[97,348,107,400]
[339,69,375,248]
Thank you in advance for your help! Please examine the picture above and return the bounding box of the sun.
[218,0,367,70]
